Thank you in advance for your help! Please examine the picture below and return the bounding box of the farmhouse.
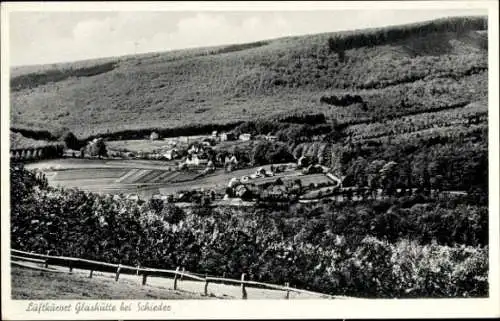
[235,184,249,198]
[228,177,240,188]
[265,134,278,142]
[207,160,215,171]
[225,155,238,165]
[202,160,216,174]
[257,167,268,176]
[188,143,204,155]
[163,148,179,160]
[239,133,252,141]
[297,155,317,168]
[150,131,160,140]
[202,138,216,147]
[185,154,208,166]
[224,155,239,172]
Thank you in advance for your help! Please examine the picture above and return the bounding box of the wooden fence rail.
[11,249,342,299]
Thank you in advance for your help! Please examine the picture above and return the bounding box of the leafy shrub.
[320,94,364,106]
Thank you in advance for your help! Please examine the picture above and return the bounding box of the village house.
[265,134,278,142]
[206,160,215,171]
[227,177,240,188]
[257,167,268,176]
[185,154,209,166]
[224,155,238,172]
[297,155,317,168]
[202,137,216,147]
[202,160,216,174]
[163,148,179,160]
[188,143,204,155]
[235,184,249,198]
[239,133,252,141]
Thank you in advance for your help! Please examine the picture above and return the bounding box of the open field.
[106,135,211,153]
[107,139,180,153]
[25,158,179,170]
[24,158,332,198]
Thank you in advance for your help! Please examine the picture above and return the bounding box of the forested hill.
[10,16,487,139]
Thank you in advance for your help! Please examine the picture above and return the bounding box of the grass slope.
[11,265,209,300]
[10,16,487,139]
[11,263,326,300]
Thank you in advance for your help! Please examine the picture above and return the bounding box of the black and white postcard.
[1,1,499,319]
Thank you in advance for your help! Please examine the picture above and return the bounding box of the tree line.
[327,16,487,58]
[11,62,117,92]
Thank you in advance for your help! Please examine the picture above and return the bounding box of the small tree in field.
[87,138,108,158]
[63,131,81,150]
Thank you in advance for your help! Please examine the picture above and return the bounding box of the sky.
[8,7,487,67]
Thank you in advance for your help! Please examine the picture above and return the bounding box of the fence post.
[204,274,209,296]
[89,270,93,278]
[45,251,49,268]
[69,261,73,273]
[285,282,290,299]
[173,266,180,290]
[222,272,226,285]
[180,267,185,281]
[136,264,140,276]
[115,264,122,281]
[241,273,247,300]
[142,273,148,286]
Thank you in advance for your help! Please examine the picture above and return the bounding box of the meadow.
[26,158,330,198]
